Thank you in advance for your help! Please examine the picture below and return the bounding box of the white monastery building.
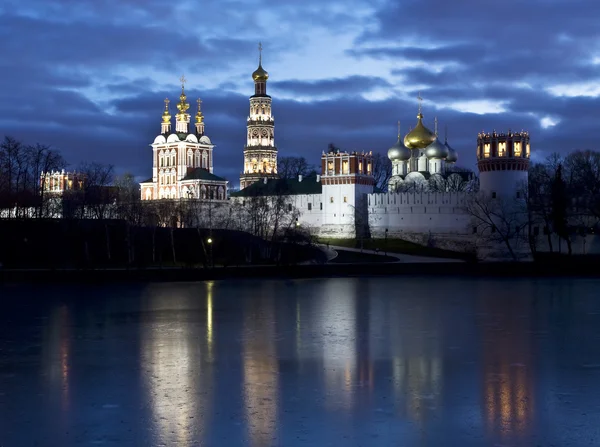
[139,45,532,246]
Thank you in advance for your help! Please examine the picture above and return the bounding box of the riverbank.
[2,258,599,283]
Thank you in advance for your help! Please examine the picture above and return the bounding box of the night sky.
[1,0,598,186]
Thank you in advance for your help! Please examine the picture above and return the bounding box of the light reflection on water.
[140,283,214,445]
[1,277,600,446]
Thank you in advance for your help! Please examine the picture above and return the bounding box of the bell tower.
[240,43,278,190]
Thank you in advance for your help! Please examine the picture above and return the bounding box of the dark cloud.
[272,76,392,97]
[0,0,599,189]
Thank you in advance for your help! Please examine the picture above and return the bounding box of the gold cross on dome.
[258,42,263,64]
[397,120,401,138]
[417,91,423,114]
[164,98,170,106]
[180,74,187,88]
[197,98,202,109]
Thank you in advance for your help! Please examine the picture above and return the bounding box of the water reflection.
[319,279,357,412]
[3,278,599,446]
[243,295,278,447]
[44,304,71,413]
[480,293,536,441]
[141,283,214,445]
[386,298,443,423]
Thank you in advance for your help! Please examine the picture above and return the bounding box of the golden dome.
[162,98,171,123]
[404,113,435,149]
[252,64,269,82]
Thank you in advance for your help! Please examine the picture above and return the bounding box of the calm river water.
[1,277,600,446]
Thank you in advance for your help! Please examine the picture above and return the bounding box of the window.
[308,203,312,211]
[287,204,292,212]
[491,226,496,234]
[514,142,522,156]
[320,203,323,210]
[343,196,347,203]
[472,226,477,234]
[484,143,491,158]
[330,197,334,203]
[516,191,521,199]
[492,192,497,199]
[498,142,506,157]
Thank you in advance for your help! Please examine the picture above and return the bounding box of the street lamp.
[207,237,213,268]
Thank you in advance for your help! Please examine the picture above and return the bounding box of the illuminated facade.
[41,170,85,194]
[239,44,278,190]
[140,76,228,201]
[477,130,530,198]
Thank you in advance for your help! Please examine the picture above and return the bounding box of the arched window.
[159,188,164,199]
[171,187,177,198]
[145,188,152,200]
[188,150,193,167]
[202,151,208,168]
[195,151,201,167]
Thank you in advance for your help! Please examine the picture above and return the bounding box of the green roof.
[231,174,322,197]
[182,168,227,182]
[140,177,153,184]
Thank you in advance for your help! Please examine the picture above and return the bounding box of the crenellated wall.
[367,191,472,237]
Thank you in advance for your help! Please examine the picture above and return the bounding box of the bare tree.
[78,162,116,220]
[277,156,315,179]
[29,144,66,218]
[371,152,392,192]
[0,137,66,218]
[466,192,528,261]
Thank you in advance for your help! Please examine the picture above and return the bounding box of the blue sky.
[1,0,599,184]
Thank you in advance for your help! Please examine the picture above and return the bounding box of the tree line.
[467,150,600,260]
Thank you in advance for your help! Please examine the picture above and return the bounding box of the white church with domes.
[140,76,228,202]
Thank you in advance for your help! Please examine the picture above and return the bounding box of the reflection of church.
[140,76,228,201]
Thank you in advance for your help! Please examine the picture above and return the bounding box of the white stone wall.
[322,183,360,226]
[367,191,472,236]
[479,170,528,198]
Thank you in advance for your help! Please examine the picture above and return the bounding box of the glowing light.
[207,238,212,244]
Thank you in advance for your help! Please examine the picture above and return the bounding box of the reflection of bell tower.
[240,42,278,190]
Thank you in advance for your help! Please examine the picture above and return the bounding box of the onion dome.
[162,98,171,123]
[388,137,411,161]
[195,98,204,123]
[425,137,450,159]
[404,113,436,149]
[252,64,269,82]
[253,42,269,81]
[445,141,458,163]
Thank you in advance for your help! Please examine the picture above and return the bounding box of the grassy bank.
[318,237,477,261]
